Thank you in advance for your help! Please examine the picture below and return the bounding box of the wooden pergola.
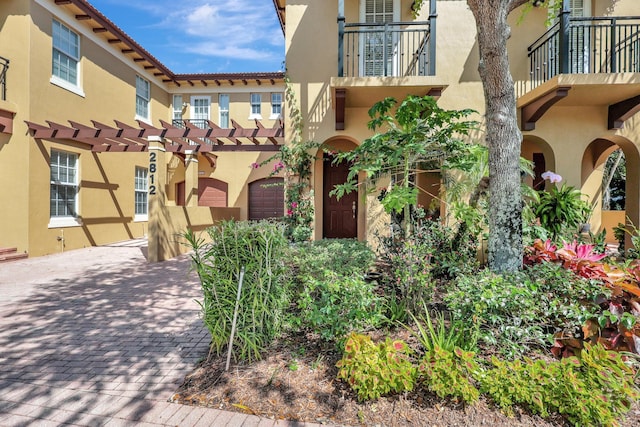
[25,119,284,153]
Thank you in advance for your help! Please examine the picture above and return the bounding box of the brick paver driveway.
[0,241,322,427]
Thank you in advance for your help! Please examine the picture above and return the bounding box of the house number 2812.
[149,152,157,195]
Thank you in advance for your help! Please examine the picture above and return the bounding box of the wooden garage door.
[176,178,228,207]
[248,177,284,220]
[198,178,228,207]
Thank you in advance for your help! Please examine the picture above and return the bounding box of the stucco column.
[184,150,199,207]
[148,136,167,263]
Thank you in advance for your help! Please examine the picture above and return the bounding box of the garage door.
[198,178,228,207]
[248,177,284,220]
[176,178,228,207]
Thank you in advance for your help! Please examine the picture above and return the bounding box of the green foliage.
[184,221,289,362]
[418,346,480,404]
[533,184,591,241]
[290,239,375,280]
[296,273,384,344]
[478,344,640,426]
[445,265,602,358]
[336,333,416,401]
[331,95,476,234]
[409,307,479,355]
[378,215,478,315]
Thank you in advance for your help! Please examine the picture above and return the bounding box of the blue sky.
[88,0,285,74]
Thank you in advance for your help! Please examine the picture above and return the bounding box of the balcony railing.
[171,119,209,129]
[337,2,436,78]
[0,56,9,101]
[528,14,640,89]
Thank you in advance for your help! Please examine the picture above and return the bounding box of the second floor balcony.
[528,15,640,89]
[338,20,435,77]
[0,55,9,101]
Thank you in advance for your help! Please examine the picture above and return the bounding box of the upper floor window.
[52,20,81,92]
[135,75,150,121]
[134,167,148,220]
[50,149,80,227]
[219,94,230,128]
[270,93,282,119]
[250,93,262,119]
[172,95,183,122]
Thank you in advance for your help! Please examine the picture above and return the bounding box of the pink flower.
[541,170,562,183]
[286,209,293,216]
[273,161,285,172]
[291,202,298,209]
[250,162,260,169]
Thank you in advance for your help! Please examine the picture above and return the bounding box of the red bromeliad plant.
[525,239,640,355]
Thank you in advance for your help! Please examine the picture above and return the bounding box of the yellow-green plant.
[417,346,480,404]
[478,343,640,426]
[336,332,416,401]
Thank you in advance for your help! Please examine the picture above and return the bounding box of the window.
[172,95,183,122]
[219,94,230,128]
[191,96,210,129]
[250,93,261,118]
[270,93,282,119]
[50,150,79,226]
[52,20,81,92]
[136,75,150,120]
[134,167,148,219]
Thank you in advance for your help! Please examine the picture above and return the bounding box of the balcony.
[0,55,8,101]
[518,11,640,132]
[332,2,444,130]
[0,55,14,135]
[338,21,434,78]
[528,16,640,88]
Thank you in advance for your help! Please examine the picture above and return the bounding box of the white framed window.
[219,94,230,128]
[172,95,183,122]
[135,75,150,121]
[270,93,282,119]
[51,20,84,96]
[249,93,262,119]
[134,167,148,221]
[360,0,400,76]
[50,149,81,227]
[190,96,211,129]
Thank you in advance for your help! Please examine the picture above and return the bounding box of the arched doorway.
[521,136,556,191]
[316,137,361,239]
[581,137,640,243]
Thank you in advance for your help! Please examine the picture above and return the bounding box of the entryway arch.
[581,136,640,242]
[521,135,556,191]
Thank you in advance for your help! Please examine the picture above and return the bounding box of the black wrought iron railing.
[337,1,436,77]
[528,14,640,89]
[0,56,9,101]
[171,119,209,129]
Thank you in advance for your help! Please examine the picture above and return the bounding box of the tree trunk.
[467,0,524,272]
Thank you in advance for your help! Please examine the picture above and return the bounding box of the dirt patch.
[171,330,640,426]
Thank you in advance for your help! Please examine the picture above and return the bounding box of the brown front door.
[323,155,357,238]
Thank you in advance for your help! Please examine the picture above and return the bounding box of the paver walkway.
[0,240,325,426]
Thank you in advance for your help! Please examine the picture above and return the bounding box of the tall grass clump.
[185,220,289,363]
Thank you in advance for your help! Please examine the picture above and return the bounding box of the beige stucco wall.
[286,0,640,241]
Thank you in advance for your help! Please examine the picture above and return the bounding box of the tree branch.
[508,0,534,13]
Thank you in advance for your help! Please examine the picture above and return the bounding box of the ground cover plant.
[179,218,640,426]
[177,97,640,425]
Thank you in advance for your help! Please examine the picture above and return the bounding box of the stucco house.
[275,0,640,243]
[0,0,286,261]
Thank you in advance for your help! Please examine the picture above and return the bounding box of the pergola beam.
[25,118,284,153]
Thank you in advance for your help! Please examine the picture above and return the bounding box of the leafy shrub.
[445,265,602,358]
[336,333,416,401]
[296,273,384,343]
[185,221,289,362]
[533,184,591,241]
[478,344,640,426]
[290,239,375,280]
[410,307,478,355]
[378,216,477,314]
[418,346,480,404]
